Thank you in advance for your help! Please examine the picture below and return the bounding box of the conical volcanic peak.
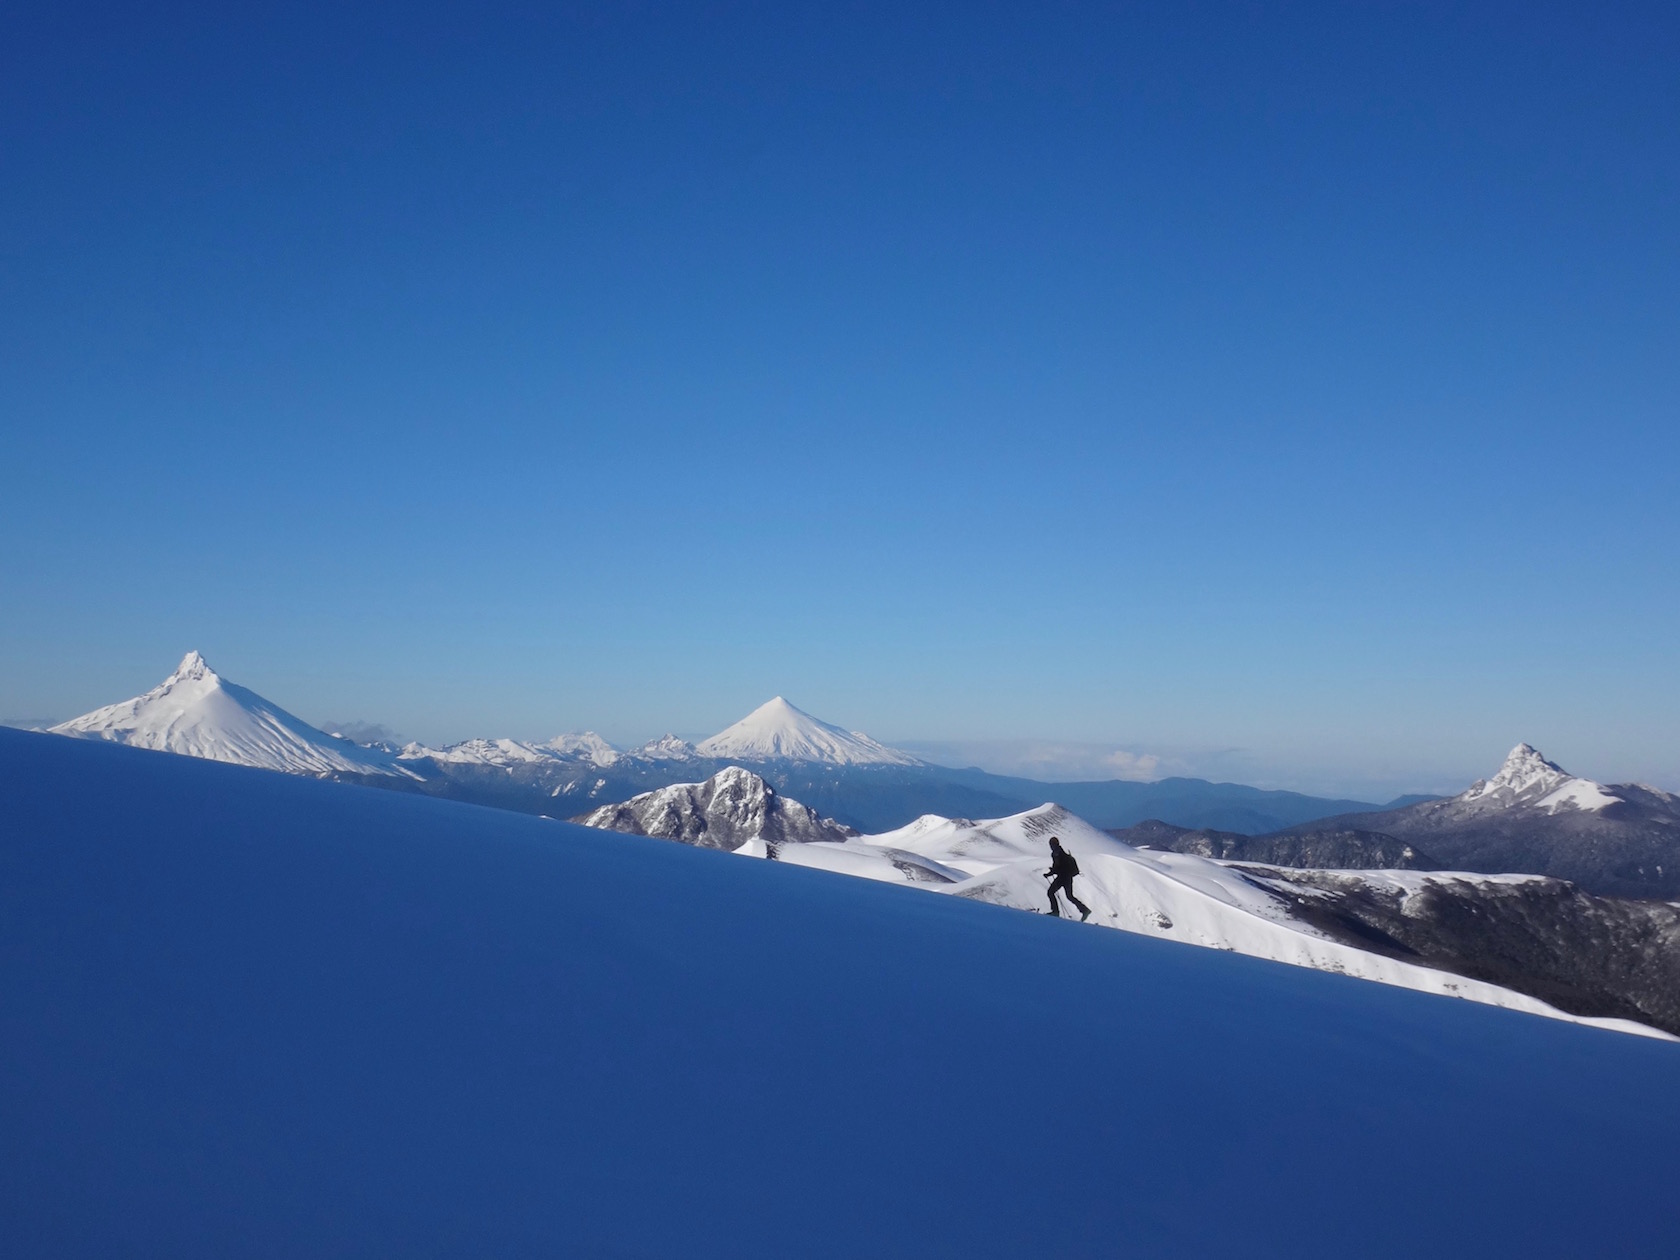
[49,652,414,780]
[696,697,921,766]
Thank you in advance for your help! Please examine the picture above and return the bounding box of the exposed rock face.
[1236,865,1680,1037]
[574,766,855,850]
[1109,819,1434,870]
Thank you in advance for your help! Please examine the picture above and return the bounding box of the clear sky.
[3,2,1676,799]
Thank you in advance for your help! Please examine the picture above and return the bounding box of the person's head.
[1049,836,1062,851]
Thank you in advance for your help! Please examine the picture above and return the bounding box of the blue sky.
[3,2,1676,798]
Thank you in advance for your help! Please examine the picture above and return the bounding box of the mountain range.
[1270,744,1680,898]
[578,767,1680,1037]
[19,656,1680,1033]
[34,653,1680,899]
[39,652,1397,832]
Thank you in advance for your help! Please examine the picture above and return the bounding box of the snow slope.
[3,727,1678,1257]
[697,696,921,765]
[740,804,1662,1036]
[49,652,415,778]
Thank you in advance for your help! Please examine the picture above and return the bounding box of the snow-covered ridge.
[400,731,625,769]
[401,698,918,771]
[577,775,1664,1037]
[632,733,698,760]
[1459,743,1622,815]
[732,802,1662,1038]
[51,652,417,780]
[697,696,920,766]
[543,731,622,766]
[401,737,556,766]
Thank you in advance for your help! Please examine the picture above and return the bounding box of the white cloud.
[896,739,1178,783]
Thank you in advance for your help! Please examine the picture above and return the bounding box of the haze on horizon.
[3,3,1676,801]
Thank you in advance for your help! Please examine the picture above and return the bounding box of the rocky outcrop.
[574,766,855,850]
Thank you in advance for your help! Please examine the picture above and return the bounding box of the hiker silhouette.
[1045,836,1091,920]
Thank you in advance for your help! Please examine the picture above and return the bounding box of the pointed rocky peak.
[1453,743,1623,814]
[1462,744,1571,803]
[166,650,219,687]
[574,765,849,850]
[706,764,776,800]
[1501,743,1564,780]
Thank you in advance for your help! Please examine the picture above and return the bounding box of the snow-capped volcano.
[1459,743,1622,814]
[697,697,921,766]
[50,652,415,779]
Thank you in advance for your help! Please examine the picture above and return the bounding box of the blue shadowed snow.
[2,726,1678,1258]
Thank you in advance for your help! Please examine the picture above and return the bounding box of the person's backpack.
[1064,851,1079,878]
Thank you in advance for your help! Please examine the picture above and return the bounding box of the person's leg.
[1069,887,1091,919]
[1046,879,1062,915]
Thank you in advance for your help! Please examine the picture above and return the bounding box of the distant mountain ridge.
[1272,744,1680,898]
[35,652,1470,837]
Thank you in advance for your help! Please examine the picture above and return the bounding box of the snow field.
[4,726,1679,1257]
